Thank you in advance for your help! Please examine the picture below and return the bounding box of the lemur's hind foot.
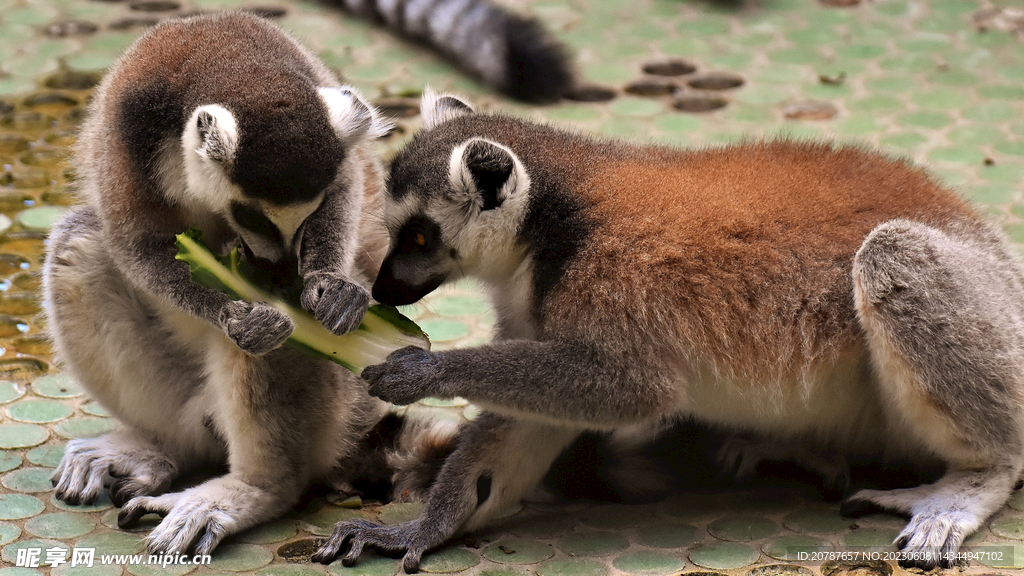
[313,518,431,573]
[843,466,1019,569]
[853,219,1024,569]
[119,475,295,555]
[315,415,580,573]
[51,431,179,507]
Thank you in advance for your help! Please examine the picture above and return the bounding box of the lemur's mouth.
[239,241,304,303]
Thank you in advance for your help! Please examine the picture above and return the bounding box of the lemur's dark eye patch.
[399,216,440,253]
[230,202,283,245]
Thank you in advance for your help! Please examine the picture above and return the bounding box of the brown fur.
[546,141,980,383]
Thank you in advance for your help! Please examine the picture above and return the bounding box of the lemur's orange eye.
[414,232,427,246]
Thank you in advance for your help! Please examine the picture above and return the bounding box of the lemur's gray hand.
[220,301,294,355]
[361,346,441,405]
[301,271,370,335]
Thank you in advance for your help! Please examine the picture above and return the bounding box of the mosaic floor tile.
[0,451,20,473]
[534,558,609,576]
[989,511,1024,540]
[761,534,831,562]
[688,541,760,570]
[0,567,43,576]
[31,374,82,398]
[501,512,575,540]
[74,531,146,555]
[611,551,685,575]
[0,424,48,449]
[707,515,779,542]
[23,512,97,539]
[0,381,25,404]
[233,520,299,545]
[975,543,1024,569]
[53,417,117,439]
[418,548,480,574]
[127,561,197,576]
[7,398,74,423]
[841,527,900,548]
[1,467,53,493]
[254,565,324,576]
[634,522,702,549]
[326,556,400,576]
[207,544,274,572]
[556,531,630,557]
[52,564,123,576]
[782,508,856,534]
[1,537,68,564]
[0,522,20,546]
[481,538,554,565]
[14,206,68,231]
[296,506,366,536]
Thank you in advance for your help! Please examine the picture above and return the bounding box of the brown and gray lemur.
[314,92,1024,572]
[43,12,454,556]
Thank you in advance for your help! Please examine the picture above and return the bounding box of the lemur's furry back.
[44,12,455,556]
[315,92,1024,572]
[332,0,573,102]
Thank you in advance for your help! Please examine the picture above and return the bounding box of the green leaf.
[175,230,429,372]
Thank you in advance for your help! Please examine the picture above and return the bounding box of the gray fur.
[43,13,409,556]
[314,94,1024,572]
[335,0,573,102]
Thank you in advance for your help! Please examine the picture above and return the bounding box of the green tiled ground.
[1,0,1024,574]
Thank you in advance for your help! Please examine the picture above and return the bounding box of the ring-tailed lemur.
[43,12,456,556]
[331,0,573,102]
[313,92,1024,572]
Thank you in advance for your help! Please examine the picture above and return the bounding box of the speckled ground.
[0,0,1023,575]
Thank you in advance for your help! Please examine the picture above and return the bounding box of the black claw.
[312,540,339,565]
[50,477,58,487]
[403,555,421,574]
[898,557,936,571]
[895,536,909,550]
[109,479,137,507]
[59,492,81,506]
[117,505,147,528]
[1015,479,1023,491]
[839,499,883,518]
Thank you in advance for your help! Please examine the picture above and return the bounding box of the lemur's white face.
[373,135,531,306]
[227,195,324,263]
[179,106,320,262]
[178,86,390,264]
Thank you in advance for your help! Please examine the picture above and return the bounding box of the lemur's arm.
[104,186,294,355]
[297,169,372,335]
[362,341,676,426]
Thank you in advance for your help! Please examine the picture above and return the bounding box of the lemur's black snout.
[372,256,446,306]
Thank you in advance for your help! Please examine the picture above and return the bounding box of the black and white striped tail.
[335,0,574,102]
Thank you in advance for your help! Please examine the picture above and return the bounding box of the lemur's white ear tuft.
[190,104,238,165]
[421,88,474,129]
[319,86,393,144]
[448,138,528,212]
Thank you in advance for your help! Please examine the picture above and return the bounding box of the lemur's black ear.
[449,138,527,212]
[463,140,513,210]
[422,88,474,129]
